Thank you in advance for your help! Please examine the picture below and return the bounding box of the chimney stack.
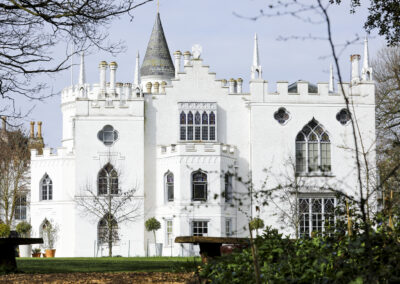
[237,78,243,93]
[99,61,108,94]
[174,51,182,77]
[30,121,35,138]
[183,51,191,67]
[37,121,42,139]
[350,54,360,85]
[109,62,118,94]
[229,78,237,93]
[146,82,152,93]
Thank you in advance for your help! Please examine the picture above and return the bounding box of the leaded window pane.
[192,221,208,236]
[180,112,186,124]
[209,112,215,125]
[195,112,201,125]
[210,127,215,141]
[166,220,173,246]
[188,126,194,140]
[166,173,174,202]
[320,142,331,172]
[180,126,186,140]
[308,142,318,172]
[188,112,193,124]
[202,112,208,124]
[299,198,335,238]
[98,214,119,244]
[195,126,201,140]
[296,142,306,173]
[98,164,118,195]
[312,199,323,233]
[202,126,208,140]
[192,171,207,201]
[15,196,27,220]
[41,174,52,201]
[224,174,233,203]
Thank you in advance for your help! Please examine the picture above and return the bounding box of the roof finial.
[329,63,334,92]
[251,33,262,80]
[157,0,159,13]
[361,36,373,81]
[79,52,86,85]
[134,50,141,86]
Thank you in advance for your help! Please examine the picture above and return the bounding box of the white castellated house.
[29,12,376,256]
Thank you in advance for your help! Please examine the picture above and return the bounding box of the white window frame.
[298,197,336,238]
[40,173,53,201]
[14,194,27,220]
[225,218,232,237]
[164,171,174,203]
[295,118,332,175]
[165,219,173,247]
[178,102,217,142]
[191,220,209,236]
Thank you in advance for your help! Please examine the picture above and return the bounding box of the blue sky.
[24,0,385,148]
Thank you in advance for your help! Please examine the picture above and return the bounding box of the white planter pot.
[155,243,163,256]
[19,245,32,257]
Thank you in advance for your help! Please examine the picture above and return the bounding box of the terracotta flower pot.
[45,249,56,258]
[32,253,41,258]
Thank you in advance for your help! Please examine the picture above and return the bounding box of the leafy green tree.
[145,217,161,244]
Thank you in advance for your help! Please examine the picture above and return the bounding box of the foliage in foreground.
[200,217,400,283]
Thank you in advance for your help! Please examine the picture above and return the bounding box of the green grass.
[16,257,200,274]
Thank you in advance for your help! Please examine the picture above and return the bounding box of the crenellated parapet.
[31,147,75,160]
[159,143,236,159]
[249,79,374,105]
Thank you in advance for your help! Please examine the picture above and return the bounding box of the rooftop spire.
[134,51,141,86]
[329,63,334,92]
[140,12,175,79]
[361,36,373,81]
[79,52,86,85]
[251,33,262,79]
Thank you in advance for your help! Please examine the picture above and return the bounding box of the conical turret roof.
[141,13,175,78]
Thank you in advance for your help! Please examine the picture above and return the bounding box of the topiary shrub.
[16,221,32,237]
[0,223,10,238]
[145,217,161,243]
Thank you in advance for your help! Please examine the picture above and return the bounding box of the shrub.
[16,221,32,237]
[200,223,400,283]
[145,217,161,243]
[0,223,10,238]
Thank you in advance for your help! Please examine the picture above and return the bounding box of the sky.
[21,0,385,148]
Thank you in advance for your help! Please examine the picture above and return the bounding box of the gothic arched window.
[165,171,174,202]
[295,118,331,174]
[98,213,119,245]
[192,170,207,201]
[98,163,118,195]
[40,174,53,201]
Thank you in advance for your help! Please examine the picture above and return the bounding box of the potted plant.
[42,221,58,257]
[16,221,32,257]
[145,217,162,256]
[0,223,10,238]
[32,248,41,258]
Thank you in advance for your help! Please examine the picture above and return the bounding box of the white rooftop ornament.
[192,44,202,59]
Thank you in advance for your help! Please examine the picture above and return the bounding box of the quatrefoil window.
[336,109,351,125]
[274,107,290,125]
[97,125,119,146]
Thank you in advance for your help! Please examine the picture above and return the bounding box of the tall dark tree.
[0,0,153,118]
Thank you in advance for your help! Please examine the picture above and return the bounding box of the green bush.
[0,223,10,238]
[200,219,400,283]
[145,217,161,243]
[16,221,32,237]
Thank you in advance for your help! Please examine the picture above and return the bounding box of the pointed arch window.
[98,213,119,245]
[296,118,331,174]
[178,103,217,142]
[40,174,53,201]
[98,163,118,195]
[192,170,207,201]
[165,172,174,202]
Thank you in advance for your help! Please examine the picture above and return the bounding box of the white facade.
[29,13,376,256]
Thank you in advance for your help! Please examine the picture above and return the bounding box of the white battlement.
[159,143,236,158]
[250,79,374,104]
[31,147,75,160]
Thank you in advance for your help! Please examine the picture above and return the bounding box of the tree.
[332,0,400,45]
[249,218,264,237]
[0,122,30,226]
[0,0,153,119]
[75,160,142,257]
[374,46,400,215]
[145,217,161,244]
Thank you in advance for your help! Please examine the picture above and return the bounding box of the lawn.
[16,257,200,274]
